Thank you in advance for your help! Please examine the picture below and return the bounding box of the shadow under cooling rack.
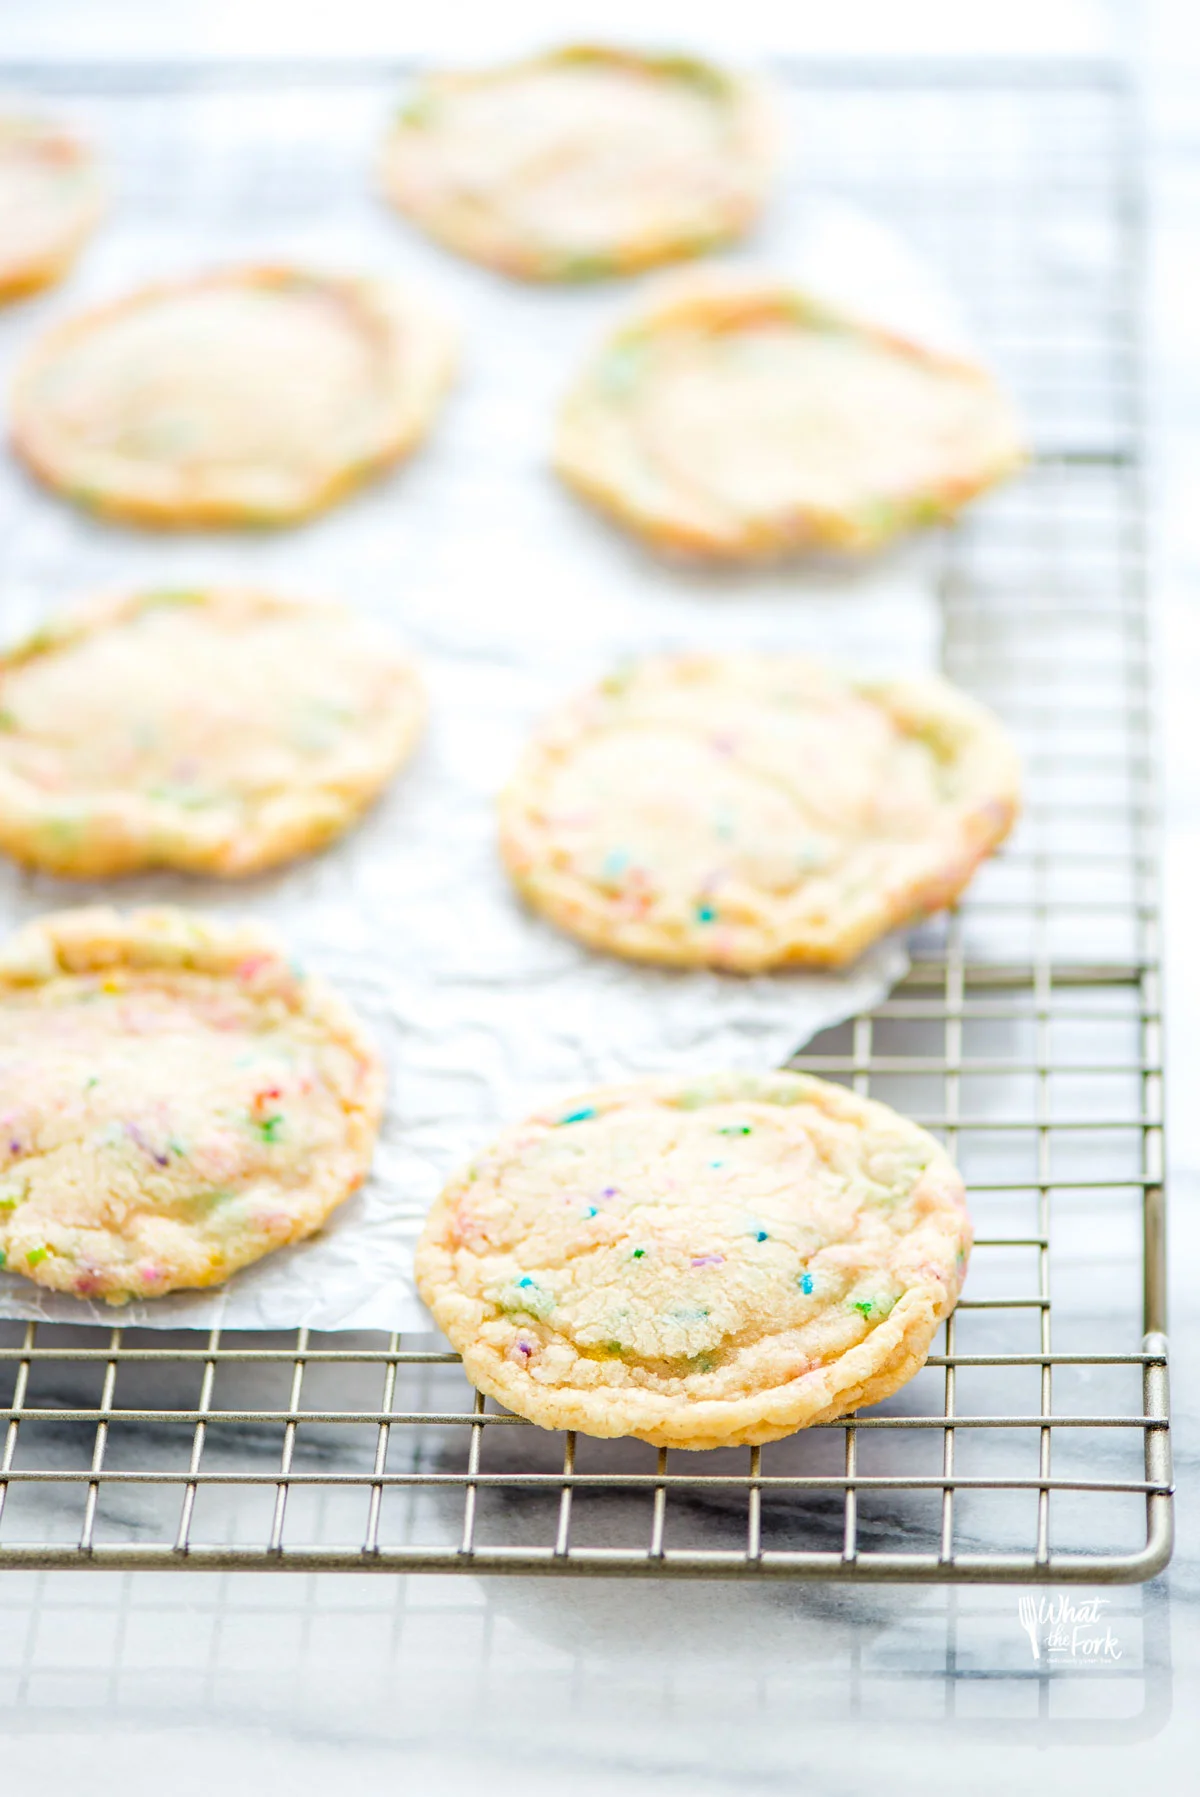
[0,53,1173,1581]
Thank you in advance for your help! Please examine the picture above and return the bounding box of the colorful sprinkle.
[718,1124,753,1136]
[696,903,716,923]
[631,1248,646,1259]
[124,1121,170,1167]
[755,1230,769,1243]
[800,1272,814,1295]
[691,1253,725,1268]
[26,1247,49,1268]
[256,1115,284,1143]
[557,1106,596,1125]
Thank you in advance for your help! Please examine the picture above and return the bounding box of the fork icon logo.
[1015,1595,1122,1662]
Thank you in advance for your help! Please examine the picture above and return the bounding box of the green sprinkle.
[141,589,206,610]
[256,1115,284,1143]
[551,251,614,281]
[0,1249,5,1268]
[718,1124,752,1136]
[597,343,649,397]
[167,1137,187,1158]
[654,53,730,98]
[631,1248,646,1259]
[557,1106,596,1126]
[146,783,215,810]
[26,1247,49,1268]
[853,1299,874,1317]
[84,1076,100,1090]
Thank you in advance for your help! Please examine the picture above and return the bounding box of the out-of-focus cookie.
[0,588,426,877]
[10,265,456,525]
[415,1070,971,1449]
[0,115,102,301]
[500,652,1020,972]
[0,907,384,1304]
[555,276,1025,556]
[382,45,776,281]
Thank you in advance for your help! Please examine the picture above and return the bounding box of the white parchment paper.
[0,83,967,1328]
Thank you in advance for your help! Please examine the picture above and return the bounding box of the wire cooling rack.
[0,57,1171,1582]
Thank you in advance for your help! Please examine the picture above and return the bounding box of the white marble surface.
[2,2,1199,1792]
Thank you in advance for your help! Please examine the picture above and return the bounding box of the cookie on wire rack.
[382,44,777,281]
[0,588,426,878]
[415,1070,972,1450]
[9,265,456,526]
[0,115,102,301]
[0,908,384,1305]
[555,274,1025,557]
[500,652,1020,973]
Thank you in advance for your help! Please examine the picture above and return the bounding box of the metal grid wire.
[0,57,1172,1582]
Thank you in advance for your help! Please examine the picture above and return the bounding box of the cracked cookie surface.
[10,265,456,524]
[415,1070,971,1448]
[0,588,426,877]
[0,907,384,1304]
[556,275,1024,556]
[500,652,1020,972]
[383,45,775,281]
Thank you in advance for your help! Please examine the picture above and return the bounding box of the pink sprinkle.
[691,1253,725,1268]
[236,955,272,981]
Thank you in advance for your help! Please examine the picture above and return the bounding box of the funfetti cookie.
[0,115,102,301]
[0,908,384,1305]
[382,45,776,281]
[10,266,456,525]
[415,1071,972,1449]
[500,652,1020,973]
[0,588,426,877]
[555,275,1025,557]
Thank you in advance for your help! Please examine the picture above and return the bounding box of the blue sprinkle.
[709,1159,724,1169]
[800,1272,814,1295]
[518,1276,536,1288]
[696,903,716,923]
[583,1206,598,1218]
[755,1230,769,1243]
[601,848,631,879]
[558,1106,596,1125]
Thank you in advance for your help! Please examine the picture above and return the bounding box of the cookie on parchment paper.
[555,274,1025,557]
[0,907,384,1305]
[0,115,102,301]
[10,265,456,525]
[382,44,776,281]
[0,587,426,878]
